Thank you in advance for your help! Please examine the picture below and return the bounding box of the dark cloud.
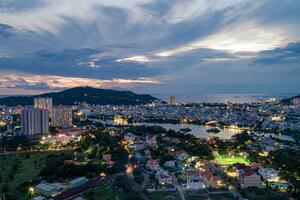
[0,23,15,37]
[0,48,164,79]
[0,77,51,90]
[256,42,300,65]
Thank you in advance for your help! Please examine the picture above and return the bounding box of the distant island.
[180,127,192,132]
[206,127,221,133]
[0,86,157,106]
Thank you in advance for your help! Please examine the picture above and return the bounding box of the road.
[229,186,244,200]
[128,177,149,200]
[206,161,244,200]
[171,173,185,200]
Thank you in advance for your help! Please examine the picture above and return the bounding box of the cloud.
[0,23,15,37]
[0,48,163,80]
[0,71,163,94]
[255,42,300,65]
[0,0,156,33]
[163,0,250,24]
[0,0,300,94]
[116,56,150,63]
[155,21,294,57]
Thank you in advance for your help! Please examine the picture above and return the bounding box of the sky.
[0,0,300,95]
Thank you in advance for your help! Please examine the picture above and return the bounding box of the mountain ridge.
[281,94,300,104]
[0,86,157,106]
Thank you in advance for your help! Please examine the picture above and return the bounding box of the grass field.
[0,152,58,200]
[214,154,250,166]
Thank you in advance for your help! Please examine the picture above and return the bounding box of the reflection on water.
[102,120,295,141]
[141,123,243,140]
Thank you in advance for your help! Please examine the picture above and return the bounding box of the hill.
[0,87,157,106]
[281,95,300,104]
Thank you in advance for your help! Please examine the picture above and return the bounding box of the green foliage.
[0,136,33,152]
[84,181,118,200]
[233,131,253,144]
[39,153,96,181]
[126,125,167,136]
[268,149,300,196]
[1,184,9,193]
[133,170,144,184]
[241,187,287,200]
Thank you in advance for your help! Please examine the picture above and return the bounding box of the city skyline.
[0,0,300,95]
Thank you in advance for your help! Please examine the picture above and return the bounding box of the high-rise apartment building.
[34,97,53,111]
[169,96,176,105]
[51,106,73,128]
[21,109,49,135]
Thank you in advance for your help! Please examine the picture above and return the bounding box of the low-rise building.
[155,169,173,185]
[164,160,176,169]
[258,168,278,180]
[103,154,114,166]
[31,196,46,200]
[70,177,88,188]
[124,133,137,143]
[35,183,62,197]
[168,150,189,160]
[239,169,261,188]
[186,176,205,190]
[146,159,160,171]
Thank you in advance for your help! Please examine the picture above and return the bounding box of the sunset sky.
[0,0,300,95]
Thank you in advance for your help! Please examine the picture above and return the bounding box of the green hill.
[281,95,300,104]
[0,87,157,106]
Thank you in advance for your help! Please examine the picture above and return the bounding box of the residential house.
[164,160,176,169]
[103,154,114,166]
[187,176,205,190]
[258,168,278,180]
[146,159,160,171]
[155,169,173,185]
[239,169,261,188]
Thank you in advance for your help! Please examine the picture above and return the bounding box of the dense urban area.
[0,91,300,200]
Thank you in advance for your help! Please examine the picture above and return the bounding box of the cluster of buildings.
[122,132,226,193]
[2,96,299,138]
[21,98,73,135]
[68,97,300,134]
[32,176,88,199]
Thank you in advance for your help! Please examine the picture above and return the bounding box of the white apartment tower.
[21,109,49,135]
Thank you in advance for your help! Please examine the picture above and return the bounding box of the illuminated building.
[51,106,73,128]
[292,97,300,106]
[169,95,176,105]
[113,115,128,125]
[34,97,53,111]
[21,109,49,135]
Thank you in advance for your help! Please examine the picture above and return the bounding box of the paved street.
[172,173,185,200]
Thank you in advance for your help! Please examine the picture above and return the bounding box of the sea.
[152,93,298,103]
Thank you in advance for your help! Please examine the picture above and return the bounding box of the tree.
[1,184,9,193]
